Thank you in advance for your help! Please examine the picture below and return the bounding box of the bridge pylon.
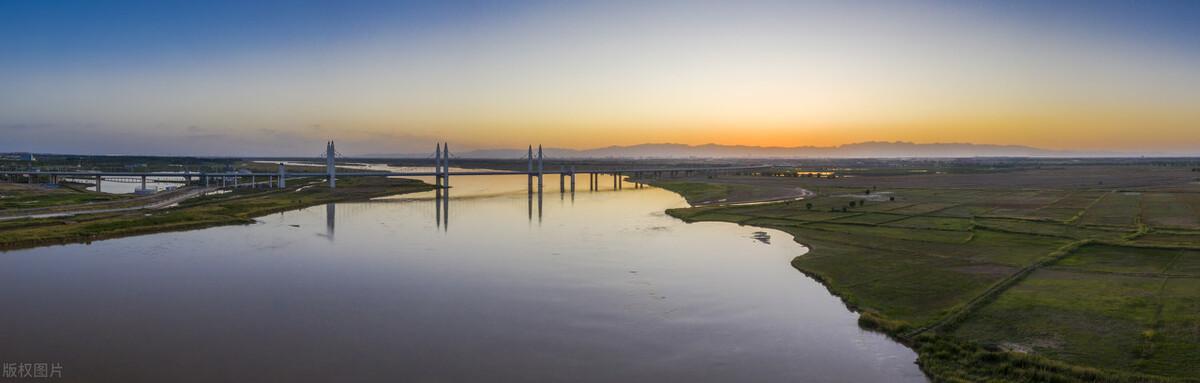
[532,145,537,193]
[442,143,450,187]
[435,143,442,188]
[326,141,337,189]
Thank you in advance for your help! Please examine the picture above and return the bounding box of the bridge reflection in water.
[422,172,652,232]
[326,203,335,241]
[315,168,688,242]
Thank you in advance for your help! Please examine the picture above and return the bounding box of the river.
[0,171,925,382]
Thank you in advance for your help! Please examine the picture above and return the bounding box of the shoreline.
[654,181,1191,383]
[0,177,434,252]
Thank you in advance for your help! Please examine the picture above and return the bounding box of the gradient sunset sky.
[2,0,1198,156]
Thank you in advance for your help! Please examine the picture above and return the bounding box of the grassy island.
[0,177,433,251]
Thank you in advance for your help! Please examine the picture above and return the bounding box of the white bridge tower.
[326,141,337,189]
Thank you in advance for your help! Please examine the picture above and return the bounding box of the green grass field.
[0,183,131,210]
[0,177,433,250]
[655,166,1200,382]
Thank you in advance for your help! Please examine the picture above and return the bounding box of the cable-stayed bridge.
[0,141,773,193]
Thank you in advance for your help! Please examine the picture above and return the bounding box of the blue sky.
[1,1,518,69]
[2,1,1198,155]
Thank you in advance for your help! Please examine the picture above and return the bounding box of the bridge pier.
[569,166,576,193]
[141,176,147,190]
[277,163,286,188]
[559,166,565,193]
[96,175,102,192]
[527,145,533,194]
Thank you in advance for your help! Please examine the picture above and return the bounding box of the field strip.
[1139,251,1181,365]
[1066,190,1112,225]
[1030,190,1080,216]
[785,229,1006,266]
[1091,240,1200,251]
[1042,266,1200,279]
[906,239,1091,338]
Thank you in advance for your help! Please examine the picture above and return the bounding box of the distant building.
[19,153,35,161]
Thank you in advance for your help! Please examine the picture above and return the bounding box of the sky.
[2,0,1198,156]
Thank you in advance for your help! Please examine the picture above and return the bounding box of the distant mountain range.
[363,141,1099,159]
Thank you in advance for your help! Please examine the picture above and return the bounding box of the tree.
[849,201,857,208]
[805,202,813,210]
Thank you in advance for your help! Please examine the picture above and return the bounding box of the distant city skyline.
[2,1,1198,156]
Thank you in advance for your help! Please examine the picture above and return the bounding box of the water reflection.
[0,170,927,382]
[435,188,450,231]
[324,203,335,241]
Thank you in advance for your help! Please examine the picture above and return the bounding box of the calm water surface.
[0,172,925,382]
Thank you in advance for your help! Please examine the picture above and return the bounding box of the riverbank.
[644,179,812,206]
[649,168,1200,383]
[0,177,434,251]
